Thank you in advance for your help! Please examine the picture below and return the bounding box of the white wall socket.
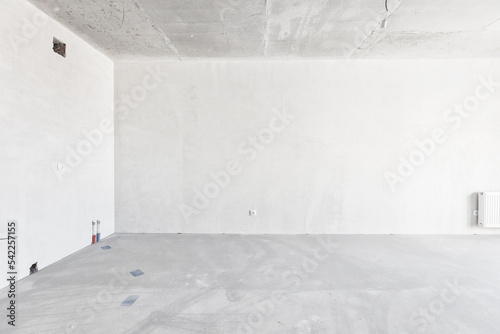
[249,210,257,216]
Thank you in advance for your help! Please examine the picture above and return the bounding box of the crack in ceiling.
[351,0,403,58]
[133,0,181,60]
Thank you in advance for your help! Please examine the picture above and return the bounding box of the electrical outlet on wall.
[249,210,257,216]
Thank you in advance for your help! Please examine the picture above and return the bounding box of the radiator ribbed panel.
[478,192,500,228]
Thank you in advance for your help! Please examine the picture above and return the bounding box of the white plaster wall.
[115,59,500,235]
[0,0,114,288]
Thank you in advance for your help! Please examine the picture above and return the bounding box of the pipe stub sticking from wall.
[92,221,96,244]
[96,220,101,242]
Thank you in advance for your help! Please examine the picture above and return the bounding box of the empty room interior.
[2,0,500,333]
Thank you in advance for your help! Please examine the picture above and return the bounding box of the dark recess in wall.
[53,37,66,58]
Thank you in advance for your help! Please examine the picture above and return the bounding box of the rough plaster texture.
[28,0,500,60]
[0,0,114,289]
[1,234,500,333]
[115,59,500,234]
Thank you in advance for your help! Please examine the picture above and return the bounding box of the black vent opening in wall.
[53,37,66,58]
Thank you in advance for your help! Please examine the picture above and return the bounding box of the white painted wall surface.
[115,59,500,235]
[0,0,114,288]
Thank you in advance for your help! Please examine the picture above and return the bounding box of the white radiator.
[478,192,500,227]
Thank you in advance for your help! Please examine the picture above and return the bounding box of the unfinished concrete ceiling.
[29,0,500,60]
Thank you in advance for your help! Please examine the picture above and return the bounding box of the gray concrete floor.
[1,234,500,334]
